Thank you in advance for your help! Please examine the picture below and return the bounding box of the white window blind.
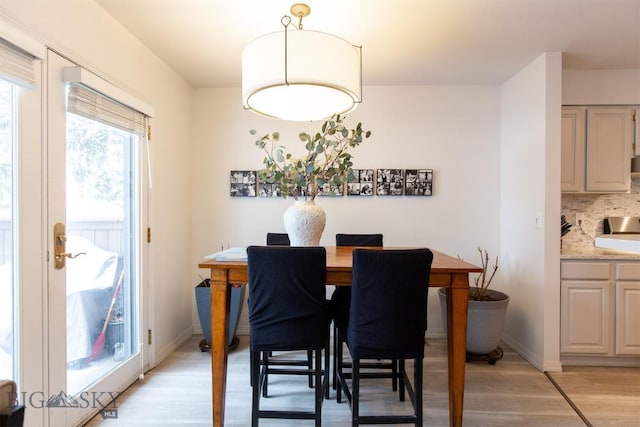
[66,83,147,136]
[0,38,37,88]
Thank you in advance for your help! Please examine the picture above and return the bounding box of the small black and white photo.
[347,169,374,196]
[405,169,433,196]
[230,170,256,197]
[258,182,282,198]
[376,169,404,196]
[317,182,344,197]
[359,169,374,182]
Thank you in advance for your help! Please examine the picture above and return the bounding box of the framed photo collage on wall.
[230,169,434,198]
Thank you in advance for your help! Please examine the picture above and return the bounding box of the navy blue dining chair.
[335,248,433,426]
[266,232,290,246]
[330,234,392,391]
[247,246,330,426]
[262,232,318,394]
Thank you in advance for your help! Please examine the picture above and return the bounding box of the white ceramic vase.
[283,200,326,246]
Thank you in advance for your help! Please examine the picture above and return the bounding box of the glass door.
[0,79,17,381]
[63,110,139,395]
[0,62,44,421]
[0,35,45,426]
[47,51,148,426]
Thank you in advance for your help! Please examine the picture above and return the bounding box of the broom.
[88,270,125,362]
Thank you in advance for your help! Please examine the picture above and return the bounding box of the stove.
[596,216,640,253]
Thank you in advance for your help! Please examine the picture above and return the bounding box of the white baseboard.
[561,354,640,368]
[502,335,546,371]
[155,327,193,363]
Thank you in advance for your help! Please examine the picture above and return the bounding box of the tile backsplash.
[561,178,640,254]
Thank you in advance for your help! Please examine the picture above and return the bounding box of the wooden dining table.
[199,246,481,427]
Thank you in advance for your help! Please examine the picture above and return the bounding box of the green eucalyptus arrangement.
[250,114,371,201]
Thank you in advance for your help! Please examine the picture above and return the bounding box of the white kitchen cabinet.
[615,263,640,355]
[633,108,640,156]
[560,261,611,353]
[561,107,586,192]
[586,108,633,191]
[561,106,635,193]
[561,260,640,363]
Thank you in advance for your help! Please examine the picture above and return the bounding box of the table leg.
[446,273,469,427]
[210,275,230,427]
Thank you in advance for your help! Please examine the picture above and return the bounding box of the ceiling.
[95,0,640,88]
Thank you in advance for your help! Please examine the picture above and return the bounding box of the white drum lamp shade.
[242,29,362,121]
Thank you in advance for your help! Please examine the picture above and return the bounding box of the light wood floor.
[84,335,639,426]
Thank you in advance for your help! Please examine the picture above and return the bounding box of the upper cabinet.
[586,108,634,192]
[634,108,640,179]
[636,107,640,157]
[561,106,635,193]
[561,107,586,192]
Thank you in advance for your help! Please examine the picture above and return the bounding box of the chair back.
[336,233,383,247]
[331,233,383,328]
[247,246,328,351]
[0,379,16,414]
[266,232,290,246]
[348,248,433,360]
[0,379,24,426]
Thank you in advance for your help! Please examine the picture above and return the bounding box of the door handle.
[53,222,86,269]
[55,252,87,261]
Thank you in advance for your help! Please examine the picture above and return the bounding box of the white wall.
[0,1,194,364]
[191,85,503,336]
[563,69,640,105]
[500,52,562,372]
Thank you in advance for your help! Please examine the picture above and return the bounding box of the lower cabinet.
[614,263,640,355]
[561,260,640,365]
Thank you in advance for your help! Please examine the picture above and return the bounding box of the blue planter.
[195,279,245,351]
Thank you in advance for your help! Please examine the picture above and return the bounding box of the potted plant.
[250,114,371,246]
[438,247,509,364]
[195,277,245,352]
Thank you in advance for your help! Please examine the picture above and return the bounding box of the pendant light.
[242,3,362,121]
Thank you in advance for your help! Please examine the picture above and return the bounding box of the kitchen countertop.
[561,246,640,260]
[562,238,639,259]
[561,253,639,260]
